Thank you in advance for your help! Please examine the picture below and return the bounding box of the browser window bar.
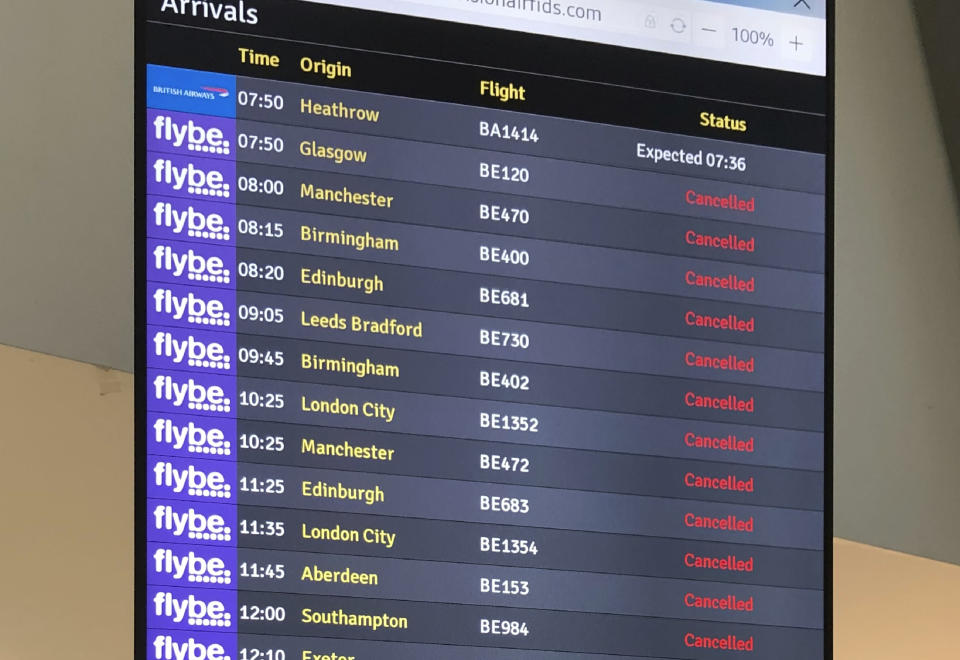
[308,0,826,75]
[703,0,825,20]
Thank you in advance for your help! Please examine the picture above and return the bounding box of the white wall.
[1,0,959,562]
[833,0,960,563]
[0,1,133,368]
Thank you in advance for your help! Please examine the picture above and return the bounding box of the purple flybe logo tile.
[149,152,235,200]
[147,412,234,459]
[148,369,235,416]
[148,498,235,545]
[148,325,235,374]
[148,542,237,588]
[149,629,237,660]
[149,196,235,245]
[148,585,236,632]
[148,282,235,329]
[148,109,235,158]
[148,455,236,503]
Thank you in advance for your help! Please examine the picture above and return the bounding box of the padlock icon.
[645,14,657,29]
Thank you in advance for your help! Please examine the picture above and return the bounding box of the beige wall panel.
[0,345,133,659]
[835,538,960,657]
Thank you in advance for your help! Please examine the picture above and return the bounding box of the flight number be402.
[480,371,530,391]
[480,287,530,308]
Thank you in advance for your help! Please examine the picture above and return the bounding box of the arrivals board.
[137,1,832,658]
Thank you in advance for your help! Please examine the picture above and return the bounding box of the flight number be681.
[480,287,530,308]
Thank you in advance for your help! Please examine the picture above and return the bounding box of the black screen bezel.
[134,2,835,657]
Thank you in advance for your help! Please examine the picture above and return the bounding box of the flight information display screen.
[137,1,832,658]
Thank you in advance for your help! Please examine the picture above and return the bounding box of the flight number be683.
[481,495,530,513]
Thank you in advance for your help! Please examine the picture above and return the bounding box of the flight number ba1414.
[480,121,540,143]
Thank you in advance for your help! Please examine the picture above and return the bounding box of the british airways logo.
[203,87,230,98]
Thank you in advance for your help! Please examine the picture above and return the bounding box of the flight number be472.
[481,453,531,473]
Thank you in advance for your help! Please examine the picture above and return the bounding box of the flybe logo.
[153,115,231,155]
[153,417,232,456]
[153,460,232,499]
[160,0,258,25]
[153,591,232,627]
[153,244,232,284]
[153,330,231,370]
[153,548,233,585]
[153,503,232,541]
[153,158,231,198]
[153,374,232,413]
[153,288,231,327]
[153,201,231,242]
[153,634,232,660]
